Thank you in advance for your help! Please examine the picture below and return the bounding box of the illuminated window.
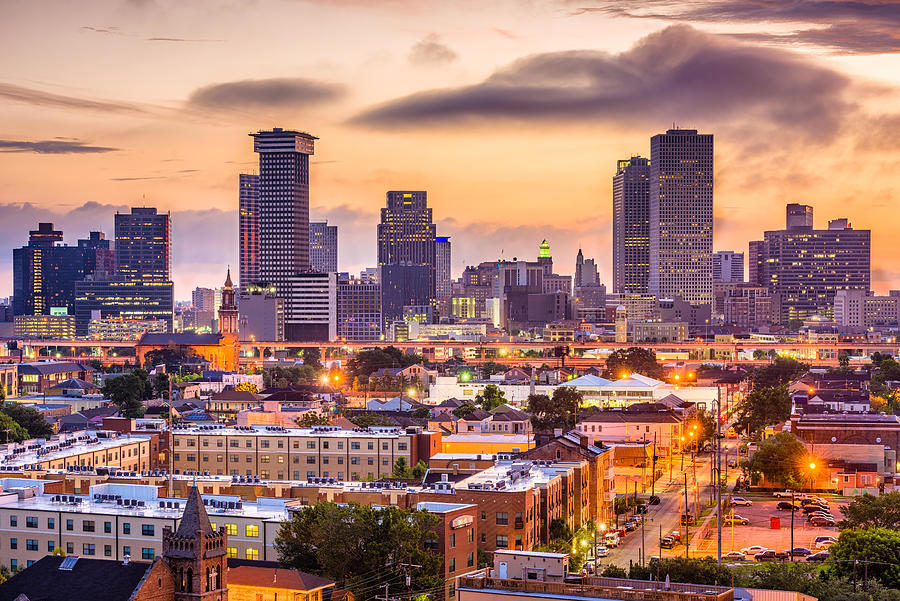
[246,525,259,537]
[245,548,259,560]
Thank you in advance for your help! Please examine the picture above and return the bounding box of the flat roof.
[0,433,152,468]
[172,425,429,438]
[494,550,568,559]
[416,502,477,514]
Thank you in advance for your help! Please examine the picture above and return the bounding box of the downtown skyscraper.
[309,220,338,273]
[612,156,650,294]
[648,129,714,306]
[435,236,451,299]
[250,128,316,291]
[238,173,260,288]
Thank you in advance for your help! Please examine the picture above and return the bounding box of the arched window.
[206,567,211,592]
[186,568,193,593]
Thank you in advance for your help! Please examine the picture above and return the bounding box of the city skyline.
[3,2,900,299]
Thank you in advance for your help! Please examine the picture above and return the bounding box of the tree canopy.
[733,385,791,437]
[750,357,809,389]
[743,431,809,489]
[481,361,507,377]
[528,387,582,432]
[476,384,506,411]
[0,403,53,440]
[452,402,479,418]
[275,502,443,599]
[101,373,149,418]
[143,346,203,373]
[830,528,900,589]
[346,347,425,379]
[603,347,664,379]
[838,492,900,530]
[296,412,330,427]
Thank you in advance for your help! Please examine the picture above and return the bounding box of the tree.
[234,381,259,394]
[152,372,170,398]
[604,347,664,379]
[838,350,851,367]
[683,407,716,444]
[393,457,411,478]
[476,384,506,411]
[302,347,323,371]
[743,431,808,489]
[411,406,431,419]
[481,361,506,377]
[0,403,53,440]
[411,460,427,480]
[102,374,147,418]
[143,346,202,374]
[275,502,443,599]
[871,355,900,397]
[750,357,808,389]
[296,413,330,427]
[752,350,766,360]
[830,528,900,589]
[528,387,582,432]
[349,413,395,428]
[0,413,28,443]
[733,385,791,437]
[838,492,900,530]
[452,403,478,418]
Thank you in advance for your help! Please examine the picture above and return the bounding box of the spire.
[175,485,215,538]
[224,267,233,289]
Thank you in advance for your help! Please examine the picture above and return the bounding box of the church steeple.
[218,266,239,336]
[163,486,228,600]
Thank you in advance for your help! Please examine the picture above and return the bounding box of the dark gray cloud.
[408,34,459,66]
[571,0,900,54]
[0,139,119,154]
[0,82,145,114]
[352,24,855,142]
[187,77,345,109]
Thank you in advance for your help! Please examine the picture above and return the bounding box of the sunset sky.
[2,0,900,300]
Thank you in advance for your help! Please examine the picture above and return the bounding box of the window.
[230,440,239,448]
[337,457,344,465]
[10,560,16,571]
[9,538,16,549]
[496,535,508,548]
[142,548,155,560]
[382,442,388,450]
[278,456,284,464]
[307,441,316,449]
[322,441,329,449]
[26,540,38,551]
[351,442,360,450]
[467,553,474,567]
[277,440,284,449]
[202,455,209,462]
[449,533,456,549]
[367,457,373,465]
[245,548,259,560]
[104,521,112,534]
[123,523,131,535]
[203,440,209,447]
[246,457,252,463]
[246,441,252,448]
[66,542,74,554]
[261,455,270,464]
[367,442,374,450]
[467,529,474,543]
[47,518,54,530]
[9,516,16,527]
[322,457,329,465]
[123,546,131,557]
[307,471,316,478]
[293,441,300,449]
[225,524,237,536]
[142,524,155,536]
[187,454,196,462]
[307,456,316,464]
[398,443,407,451]
[496,512,508,526]
[338,442,344,450]
[351,457,359,465]
[25,516,37,529]
[83,544,96,556]
[382,458,389,465]
[173,453,180,461]
[261,440,269,449]
[47,541,55,552]
[104,545,112,557]
[480,534,486,543]
[83,520,95,533]
[227,547,237,558]
[515,535,522,548]
[66,519,74,531]
[481,511,486,520]
[246,525,259,537]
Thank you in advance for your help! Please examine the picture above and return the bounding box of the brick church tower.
[163,486,228,600]
[218,268,239,336]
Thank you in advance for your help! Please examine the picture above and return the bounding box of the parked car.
[785,547,812,557]
[633,515,644,525]
[669,531,682,542]
[755,550,781,562]
[776,502,800,511]
[660,537,676,549]
[741,545,769,556]
[624,521,637,532]
[648,495,661,505]
[815,539,836,550]
[723,551,746,561]
[582,561,595,574]
[773,490,796,498]
[807,551,830,562]
[801,498,827,506]
[724,515,750,526]
[681,514,695,525]
[813,535,837,545]
[727,459,739,468]
[807,513,835,522]
[809,516,836,527]
[596,546,609,557]
[802,505,828,514]
[731,497,752,507]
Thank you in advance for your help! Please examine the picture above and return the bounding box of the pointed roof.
[175,485,215,538]
[224,267,233,289]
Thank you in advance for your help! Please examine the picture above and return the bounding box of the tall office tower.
[435,236,451,298]
[786,203,814,229]
[283,272,337,341]
[713,251,744,283]
[612,156,650,294]
[192,287,217,312]
[648,130,714,305]
[251,128,316,292]
[238,173,260,287]
[114,207,171,281]
[747,240,764,286]
[12,224,111,317]
[338,276,382,341]
[758,205,870,322]
[575,248,599,287]
[309,220,338,273]
[380,263,433,329]
[377,191,436,297]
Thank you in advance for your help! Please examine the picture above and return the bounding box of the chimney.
[579,434,590,448]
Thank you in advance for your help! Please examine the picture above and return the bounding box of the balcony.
[457,572,733,601]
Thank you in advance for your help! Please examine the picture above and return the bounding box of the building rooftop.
[17,362,91,376]
[171,424,428,438]
[0,431,152,468]
[138,332,223,346]
[416,501,477,514]
[0,555,153,601]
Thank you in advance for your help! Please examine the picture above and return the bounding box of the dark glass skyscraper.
[649,129,714,306]
[377,191,437,306]
[115,207,171,281]
[309,220,338,273]
[380,263,433,329]
[251,128,316,292]
[435,236,451,299]
[239,173,260,287]
[612,156,650,294]
[12,224,111,317]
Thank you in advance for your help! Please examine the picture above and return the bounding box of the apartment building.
[0,480,296,571]
[575,410,683,458]
[417,502,478,600]
[0,431,157,473]
[171,424,440,482]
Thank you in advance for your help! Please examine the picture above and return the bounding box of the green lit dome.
[538,239,550,258]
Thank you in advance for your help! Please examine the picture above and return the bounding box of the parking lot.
[692,495,844,560]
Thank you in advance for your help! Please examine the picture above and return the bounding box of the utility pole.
[716,391,722,564]
[684,472,690,559]
[790,491,795,561]
[168,375,174,498]
[651,432,658,500]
